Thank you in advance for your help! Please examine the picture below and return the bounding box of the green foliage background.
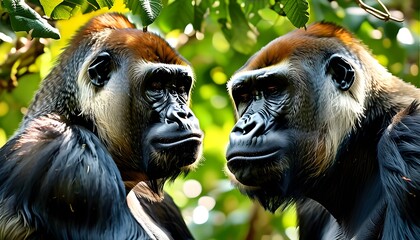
[0,0,419,239]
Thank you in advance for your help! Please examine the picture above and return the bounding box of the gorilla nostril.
[243,121,256,134]
[165,119,175,124]
[232,114,266,137]
[167,106,187,122]
[176,110,187,119]
[186,111,194,119]
[165,105,197,130]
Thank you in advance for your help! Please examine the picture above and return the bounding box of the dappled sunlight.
[397,27,415,45]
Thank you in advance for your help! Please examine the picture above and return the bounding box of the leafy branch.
[2,0,60,39]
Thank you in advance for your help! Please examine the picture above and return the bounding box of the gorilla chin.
[226,130,291,187]
[144,123,204,180]
[225,133,293,212]
[226,149,285,186]
[225,155,291,213]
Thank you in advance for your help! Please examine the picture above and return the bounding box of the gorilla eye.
[177,73,192,94]
[178,85,186,93]
[88,52,113,87]
[232,81,251,101]
[233,87,251,105]
[265,84,280,96]
[150,81,163,92]
[178,85,189,101]
[239,93,251,102]
[327,55,355,91]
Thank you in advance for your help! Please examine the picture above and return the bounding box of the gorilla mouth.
[226,148,281,162]
[153,132,203,167]
[145,131,203,180]
[226,147,284,187]
[155,133,203,148]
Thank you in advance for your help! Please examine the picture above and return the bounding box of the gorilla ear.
[327,55,355,91]
[88,52,113,87]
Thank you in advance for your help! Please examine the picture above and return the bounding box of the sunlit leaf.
[258,8,281,22]
[243,0,270,14]
[156,0,193,32]
[193,0,211,31]
[3,0,60,39]
[282,0,309,28]
[39,0,63,16]
[213,0,228,19]
[227,1,257,54]
[242,0,270,26]
[126,0,163,27]
[96,0,114,8]
[40,0,114,19]
[84,0,102,12]
[51,4,74,19]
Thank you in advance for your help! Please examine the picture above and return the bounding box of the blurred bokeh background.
[0,0,419,239]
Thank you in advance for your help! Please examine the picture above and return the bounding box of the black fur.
[0,13,198,240]
[139,193,194,240]
[0,116,148,239]
[377,101,420,239]
[297,101,420,239]
[226,22,420,239]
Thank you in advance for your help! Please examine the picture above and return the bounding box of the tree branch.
[356,0,404,22]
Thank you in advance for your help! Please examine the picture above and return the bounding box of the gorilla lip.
[226,148,282,162]
[226,147,283,185]
[155,133,203,148]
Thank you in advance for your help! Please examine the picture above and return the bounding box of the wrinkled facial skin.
[226,68,293,187]
[225,65,301,207]
[225,37,361,210]
[225,64,318,211]
[80,31,204,189]
[140,66,203,179]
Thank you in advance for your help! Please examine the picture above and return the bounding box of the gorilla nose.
[165,105,194,129]
[231,114,265,138]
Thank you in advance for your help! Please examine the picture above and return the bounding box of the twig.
[356,0,404,22]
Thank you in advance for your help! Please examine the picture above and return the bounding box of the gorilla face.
[225,25,362,211]
[76,26,203,193]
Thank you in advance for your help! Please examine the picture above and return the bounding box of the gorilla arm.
[0,115,147,239]
[377,102,420,239]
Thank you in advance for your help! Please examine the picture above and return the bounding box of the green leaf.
[82,0,114,11]
[243,0,270,15]
[193,0,211,31]
[83,0,101,12]
[227,1,258,54]
[39,0,63,16]
[51,4,74,20]
[126,0,163,27]
[3,0,60,39]
[156,0,193,32]
[39,0,114,19]
[282,0,309,28]
[258,8,281,21]
[96,0,114,8]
